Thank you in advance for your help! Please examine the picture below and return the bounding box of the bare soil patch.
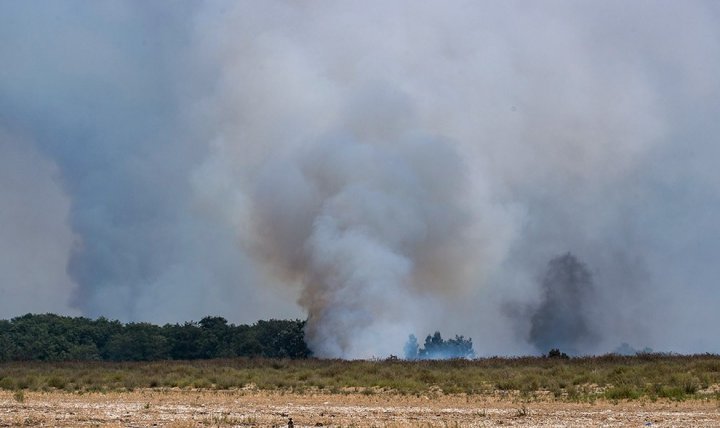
[1,390,719,427]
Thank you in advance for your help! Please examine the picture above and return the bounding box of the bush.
[547,349,569,359]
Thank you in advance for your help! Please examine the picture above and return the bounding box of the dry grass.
[1,355,719,402]
[2,389,720,427]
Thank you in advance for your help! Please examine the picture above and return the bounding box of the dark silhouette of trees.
[546,348,570,359]
[103,323,170,361]
[0,313,311,361]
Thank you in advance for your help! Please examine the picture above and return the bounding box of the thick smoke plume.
[529,253,596,355]
[248,135,479,357]
[2,1,720,357]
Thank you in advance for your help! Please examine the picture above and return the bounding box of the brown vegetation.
[1,355,720,401]
[2,389,720,427]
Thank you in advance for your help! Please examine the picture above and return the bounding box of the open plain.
[2,389,720,427]
[2,357,720,427]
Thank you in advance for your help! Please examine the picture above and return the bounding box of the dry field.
[2,389,720,427]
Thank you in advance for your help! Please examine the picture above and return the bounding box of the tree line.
[403,332,475,360]
[0,313,311,361]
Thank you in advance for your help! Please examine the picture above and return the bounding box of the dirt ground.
[1,389,719,427]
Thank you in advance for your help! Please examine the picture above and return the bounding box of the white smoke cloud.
[188,0,720,356]
[1,1,720,356]
[244,135,491,357]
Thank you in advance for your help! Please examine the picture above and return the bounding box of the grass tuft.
[0,354,718,401]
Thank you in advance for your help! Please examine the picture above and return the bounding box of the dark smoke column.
[529,253,597,355]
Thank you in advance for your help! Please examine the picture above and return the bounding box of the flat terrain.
[2,356,720,426]
[2,355,720,400]
[2,389,720,427]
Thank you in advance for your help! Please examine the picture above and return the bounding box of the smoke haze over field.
[528,253,597,355]
[2,1,720,357]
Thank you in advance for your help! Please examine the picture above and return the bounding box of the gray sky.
[1,1,719,357]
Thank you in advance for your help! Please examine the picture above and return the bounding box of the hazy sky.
[1,1,719,357]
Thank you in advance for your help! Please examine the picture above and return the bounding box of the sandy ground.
[1,390,719,427]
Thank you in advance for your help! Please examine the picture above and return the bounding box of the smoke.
[2,1,720,356]
[0,1,298,324]
[528,253,597,355]
[247,133,483,357]
[0,131,78,316]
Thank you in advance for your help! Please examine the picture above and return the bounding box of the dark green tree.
[102,323,170,361]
